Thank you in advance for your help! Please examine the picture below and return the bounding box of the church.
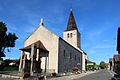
[19,9,88,76]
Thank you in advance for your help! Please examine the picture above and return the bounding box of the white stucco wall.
[63,30,80,48]
[24,25,59,73]
[87,63,94,66]
[82,53,86,71]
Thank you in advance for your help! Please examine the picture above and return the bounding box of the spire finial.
[40,18,44,26]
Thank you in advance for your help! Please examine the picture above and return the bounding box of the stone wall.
[58,38,82,73]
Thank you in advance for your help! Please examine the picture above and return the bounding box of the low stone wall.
[0,74,20,79]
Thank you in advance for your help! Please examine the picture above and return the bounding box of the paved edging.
[0,74,20,79]
[108,70,115,77]
[48,71,99,80]
[0,71,100,80]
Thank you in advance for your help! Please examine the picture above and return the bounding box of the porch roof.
[20,41,49,53]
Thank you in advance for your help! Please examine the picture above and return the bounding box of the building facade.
[19,9,88,75]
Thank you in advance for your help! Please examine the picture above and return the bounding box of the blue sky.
[0,0,120,64]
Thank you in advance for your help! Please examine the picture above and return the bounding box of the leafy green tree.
[0,22,18,57]
[86,65,95,71]
[99,61,107,69]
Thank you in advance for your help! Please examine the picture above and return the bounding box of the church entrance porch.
[19,41,49,78]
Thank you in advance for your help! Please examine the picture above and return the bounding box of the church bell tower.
[63,9,81,48]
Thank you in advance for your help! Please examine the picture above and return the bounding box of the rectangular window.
[63,50,65,58]
[70,53,72,59]
[78,57,80,62]
[75,55,76,61]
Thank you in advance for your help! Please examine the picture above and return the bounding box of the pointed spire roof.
[65,9,78,31]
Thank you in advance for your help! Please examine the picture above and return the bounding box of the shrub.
[86,65,95,71]
[52,72,56,77]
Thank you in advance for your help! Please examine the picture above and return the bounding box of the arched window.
[67,33,69,38]
[70,33,72,37]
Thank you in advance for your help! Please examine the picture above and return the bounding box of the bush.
[52,72,56,77]
[0,65,4,71]
[72,67,78,73]
[3,66,19,71]
[23,72,30,78]
[86,65,95,71]
[99,61,107,69]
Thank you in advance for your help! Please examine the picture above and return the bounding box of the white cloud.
[88,50,96,54]
[6,23,17,33]
[84,25,111,43]
[25,26,36,33]
[92,44,114,49]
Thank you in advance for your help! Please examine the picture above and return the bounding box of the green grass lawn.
[0,66,19,75]
[3,66,18,71]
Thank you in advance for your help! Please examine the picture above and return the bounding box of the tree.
[99,61,107,69]
[0,22,18,57]
[86,65,95,71]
